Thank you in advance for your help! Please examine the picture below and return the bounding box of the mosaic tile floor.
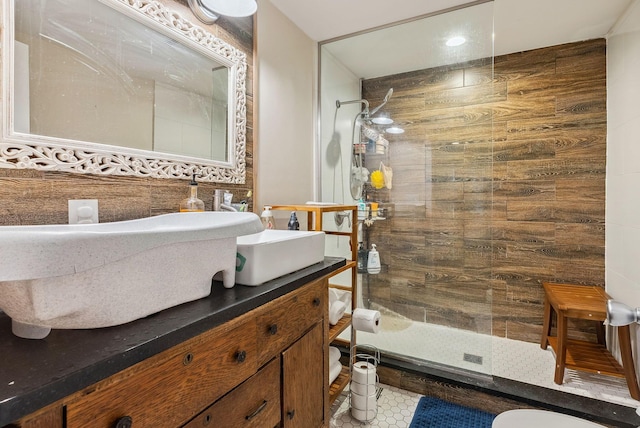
[330,383,422,427]
[332,310,640,425]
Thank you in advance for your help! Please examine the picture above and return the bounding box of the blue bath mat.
[409,396,496,428]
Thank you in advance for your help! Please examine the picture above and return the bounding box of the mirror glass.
[2,0,247,183]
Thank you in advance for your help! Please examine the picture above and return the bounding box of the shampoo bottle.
[261,206,275,229]
[357,198,367,220]
[367,244,381,274]
[179,174,205,212]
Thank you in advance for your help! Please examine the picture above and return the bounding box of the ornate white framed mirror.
[1,0,247,183]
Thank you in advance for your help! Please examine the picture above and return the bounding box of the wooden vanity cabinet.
[10,277,329,428]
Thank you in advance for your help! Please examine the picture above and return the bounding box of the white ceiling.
[269,0,634,78]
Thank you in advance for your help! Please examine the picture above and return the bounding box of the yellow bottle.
[180,174,205,212]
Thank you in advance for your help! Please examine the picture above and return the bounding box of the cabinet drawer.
[256,278,325,366]
[183,356,281,428]
[66,317,258,428]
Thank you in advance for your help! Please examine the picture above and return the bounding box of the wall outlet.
[68,199,99,224]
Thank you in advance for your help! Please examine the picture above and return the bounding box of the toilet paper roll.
[351,361,376,385]
[351,391,377,412]
[352,308,381,333]
[351,406,376,421]
[329,346,341,366]
[329,300,347,325]
[329,360,343,385]
[350,378,377,396]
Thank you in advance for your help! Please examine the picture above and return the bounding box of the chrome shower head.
[369,88,393,116]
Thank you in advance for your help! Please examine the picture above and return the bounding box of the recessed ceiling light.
[446,36,466,47]
[386,126,405,134]
[372,117,393,125]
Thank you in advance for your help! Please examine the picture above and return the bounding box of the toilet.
[492,409,605,427]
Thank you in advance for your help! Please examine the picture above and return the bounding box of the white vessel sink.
[0,212,263,339]
[235,230,325,286]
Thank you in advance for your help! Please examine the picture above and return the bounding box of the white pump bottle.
[367,244,381,274]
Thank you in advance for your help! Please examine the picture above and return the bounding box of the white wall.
[256,0,316,225]
[318,48,362,287]
[606,0,640,305]
[319,48,361,206]
[606,0,640,361]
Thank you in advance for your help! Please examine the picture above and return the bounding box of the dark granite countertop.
[0,257,345,426]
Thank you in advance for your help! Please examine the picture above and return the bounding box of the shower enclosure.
[319,1,495,378]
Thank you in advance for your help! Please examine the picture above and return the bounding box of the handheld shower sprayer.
[335,87,394,200]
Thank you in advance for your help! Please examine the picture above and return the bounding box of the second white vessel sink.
[236,230,325,286]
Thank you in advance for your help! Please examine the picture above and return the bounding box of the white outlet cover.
[68,199,99,224]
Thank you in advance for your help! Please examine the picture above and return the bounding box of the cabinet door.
[282,322,324,428]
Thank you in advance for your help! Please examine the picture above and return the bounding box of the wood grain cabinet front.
[255,278,325,366]
[282,322,325,428]
[183,356,281,428]
[65,317,258,428]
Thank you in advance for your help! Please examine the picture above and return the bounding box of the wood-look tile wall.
[0,1,254,225]
[361,39,606,343]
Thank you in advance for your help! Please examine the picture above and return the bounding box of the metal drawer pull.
[313,297,321,306]
[245,400,268,421]
[268,324,278,335]
[287,409,296,420]
[114,416,132,428]
[235,350,247,363]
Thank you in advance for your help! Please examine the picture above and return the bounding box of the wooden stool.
[540,282,640,400]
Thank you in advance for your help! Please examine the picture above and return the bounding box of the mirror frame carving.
[0,0,247,183]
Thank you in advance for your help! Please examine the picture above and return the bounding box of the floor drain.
[463,353,483,365]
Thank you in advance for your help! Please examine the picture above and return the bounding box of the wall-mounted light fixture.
[606,300,640,326]
[188,0,257,24]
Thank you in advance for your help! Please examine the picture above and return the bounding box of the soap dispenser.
[179,174,205,212]
[367,244,381,274]
[261,206,275,229]
[287,211,300,230]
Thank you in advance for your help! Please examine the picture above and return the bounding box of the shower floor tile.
[346,310,640,409]
[493,334,638,408]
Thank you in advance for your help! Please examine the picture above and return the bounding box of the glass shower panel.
[320,1,495,377]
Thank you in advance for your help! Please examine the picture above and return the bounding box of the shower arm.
[336,99,370,118]
[336,87,393,119]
